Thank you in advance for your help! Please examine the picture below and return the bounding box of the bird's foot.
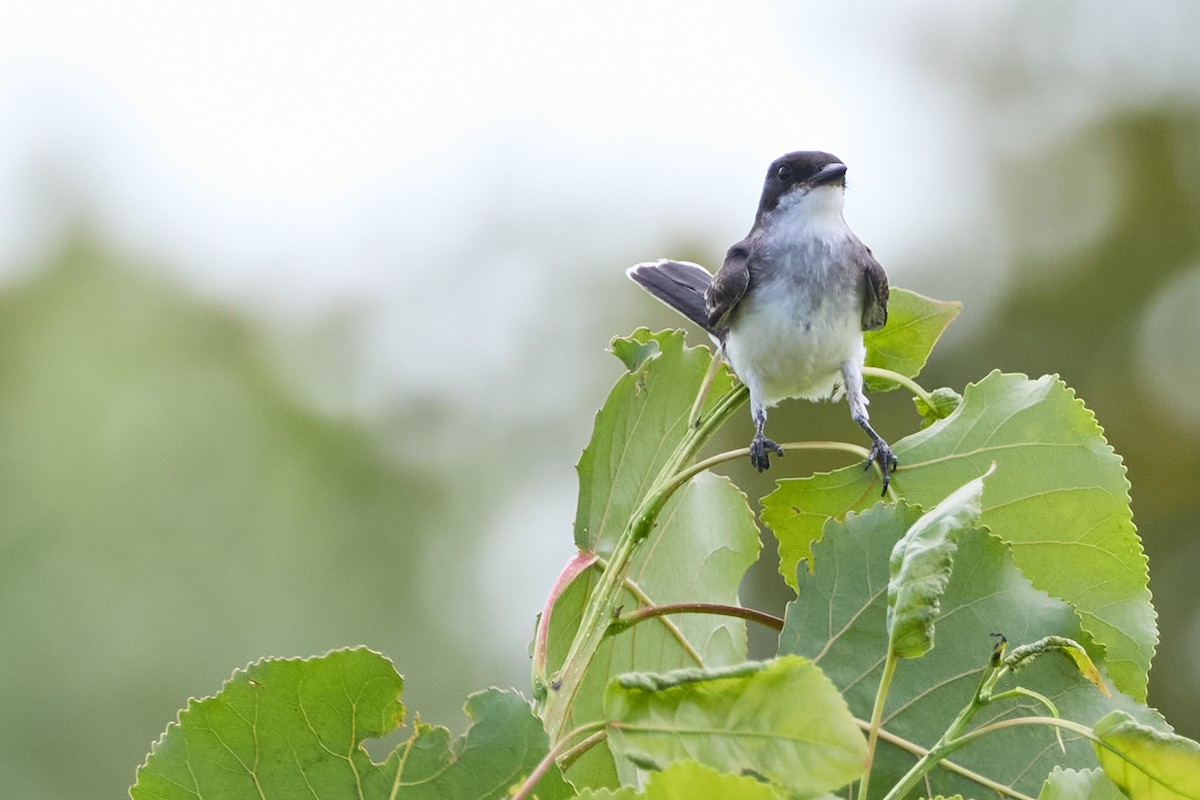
[750,434,784,472]
[864,439,899,495]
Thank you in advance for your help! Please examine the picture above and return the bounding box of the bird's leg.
[842,360,898,494]
[748,400,784,472]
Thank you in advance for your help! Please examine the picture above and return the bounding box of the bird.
[626,150,897,491]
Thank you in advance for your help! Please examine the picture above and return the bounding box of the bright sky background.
[0,3,991,296]
[4,0,1196,314]
[0,2,1029,435]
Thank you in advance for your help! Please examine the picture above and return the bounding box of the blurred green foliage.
[0,237,467,797]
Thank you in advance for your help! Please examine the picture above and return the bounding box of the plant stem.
[860,651,898,799]
[687,347,725,427]
[877,647,1000,800]
[511,721,608,800]
[540,380,748,741]
[878,738,957,800]
[532,551,599,702]
[950,714,1095,748]
[856,719,1037,800]
[986,687,1064,752]
[608,566,705,665]
[880,715,1097,800]
[609,601,784,633]
[557,729,609,772]
[861,366,935,407]
[665,440,871,493]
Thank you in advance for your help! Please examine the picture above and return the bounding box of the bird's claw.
[864,440,899,495]
[750,435,784,472]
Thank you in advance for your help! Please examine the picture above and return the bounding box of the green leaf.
[914,386,963,426]
[761,466,881,590]
[574,328,735,555]
[131,648,570,800]
[1092,710,1200,799]
[606,656,867,799]
[545,471,761,787]
[576,760,784,799]
[577,785,640,800]
[779,505,1167,799]
[382,688,573,800]
[131,648,404,799]
[863,288,961,392]
[611,334,663,371]
[1037,767,1125,800]
[765,371,1155,699]
[887,468,990,658]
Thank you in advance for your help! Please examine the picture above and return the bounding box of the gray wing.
[626,260,715,332]
[704,243,751,331]
[860,247,889,331]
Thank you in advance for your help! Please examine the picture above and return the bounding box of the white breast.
[721,184,866,406]
[724,292,864,405]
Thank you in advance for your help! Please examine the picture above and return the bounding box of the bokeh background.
[3,2,1199,796]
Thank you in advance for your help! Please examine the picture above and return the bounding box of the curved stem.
[664,440,871,497]
[511,721,608,800]
[952,715,1095,748]
[610,602,784,634]
[862,366,935,406]
[987,687,1065,752]
[532,551,599,700]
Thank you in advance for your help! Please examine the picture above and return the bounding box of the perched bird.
[627,151,897,490]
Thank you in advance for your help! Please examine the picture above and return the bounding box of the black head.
[756,151,848,217]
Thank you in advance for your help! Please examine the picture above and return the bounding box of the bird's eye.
[776,165,793,183]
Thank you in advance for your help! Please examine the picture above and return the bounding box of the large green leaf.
[544,471,761,787]
[606,657,866,799]
[131,648,570,800]
[1092,711,1200,799]
[887,470,989,658]
[576,760,784,799]
[863,288,961,392]
[779,504,1166,800]
[574,328,735,555]
[764,371,1154,699]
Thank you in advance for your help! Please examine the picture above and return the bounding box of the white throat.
[765,184,848,244]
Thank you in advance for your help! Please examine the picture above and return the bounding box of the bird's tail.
[625,260,714,333]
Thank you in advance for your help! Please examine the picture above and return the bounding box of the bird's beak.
[809,163,848,186]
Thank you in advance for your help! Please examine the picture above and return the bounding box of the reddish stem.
[532,550,598,688]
